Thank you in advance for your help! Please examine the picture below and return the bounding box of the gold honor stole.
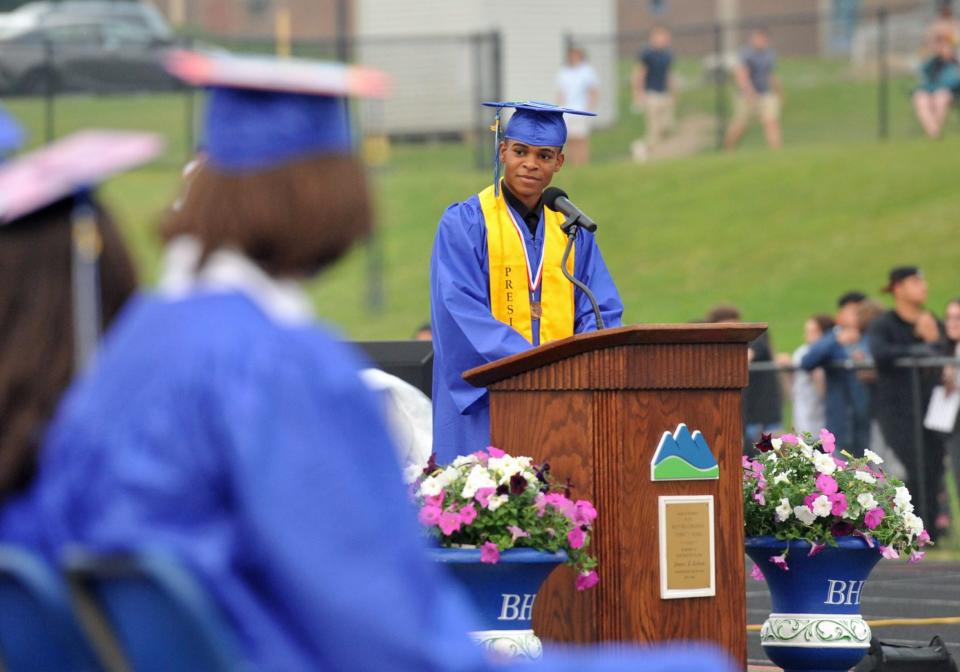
[478,184,575,344]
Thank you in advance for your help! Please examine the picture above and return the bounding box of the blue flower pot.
[427,547,566,660]
[746,535,881,672]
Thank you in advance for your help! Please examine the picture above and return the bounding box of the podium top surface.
[464,322,767,388]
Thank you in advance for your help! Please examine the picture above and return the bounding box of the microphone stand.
[559,214,605,331]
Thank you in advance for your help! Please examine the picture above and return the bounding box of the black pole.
[713,22,727,150]
[472,33,485,171]
[909,362,928,524]
[877,7,889,140]
[335,0,350,61]
[43,37,55,142]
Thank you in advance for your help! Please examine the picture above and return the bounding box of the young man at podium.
[429,101,623,463]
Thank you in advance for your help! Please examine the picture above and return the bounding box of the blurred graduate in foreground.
[4,51,732,671]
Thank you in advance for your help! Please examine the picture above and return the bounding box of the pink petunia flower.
[507,525,530,542]
[815,473,839,496]
[808,543,826,558]
[853,530,875,548]
[567,527,586,549]
[864,507,885,530]
[474,487,495,509]
[471,450,489,464]
[753,490,766,505]
[458,503,477,525]
[418,505,442,526]
[780,433,799,444]
[424,490,445,508]
[804,493,818,510]
[480,541,500,564]
[833,457,847,469]
[534,492,548,517]
[769,553,789,571]
[879,545,899,560]
[575,570,599,591]
[819,428,836,454]
[573,500,598,526]
[545,492,577,519]
[750,563,765,582]
[830,493,848,517]
[742,455,754,470]
[487,446,505,458]
[438,510,462,536]
[918,529,931,546]
[909,551,926,564]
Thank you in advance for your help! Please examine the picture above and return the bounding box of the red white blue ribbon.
[505,205,544,292]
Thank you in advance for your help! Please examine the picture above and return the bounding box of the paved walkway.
[746,558,960,669]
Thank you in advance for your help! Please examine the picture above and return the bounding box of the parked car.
[0,1,184,95]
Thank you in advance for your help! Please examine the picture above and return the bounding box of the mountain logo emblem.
[650,423,719,481]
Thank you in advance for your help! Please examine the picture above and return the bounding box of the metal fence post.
[472,32,486,171]
[877,6,889,140]
[43,37,55,142]
[909,362,928,524]
[713,22,727,150]
[335,0,350,62]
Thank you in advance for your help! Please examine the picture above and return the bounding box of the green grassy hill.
[94,134,959,352]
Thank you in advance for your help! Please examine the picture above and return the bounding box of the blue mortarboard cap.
[0,103,24,158]
[482,100,596,148]
[165,50,389,172]
[481,101,595,196]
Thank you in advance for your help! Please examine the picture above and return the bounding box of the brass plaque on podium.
[658,495,716,599]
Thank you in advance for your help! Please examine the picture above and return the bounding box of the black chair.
[0,545,101,671]
[65,549,250,672]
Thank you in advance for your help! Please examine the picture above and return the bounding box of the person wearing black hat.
[799,290,871,455]
[867,266,947,533]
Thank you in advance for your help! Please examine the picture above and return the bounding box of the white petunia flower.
[436,466,460,488]
[854,471,876,484]
[864,449,884,465]
[775,498,792,522]
[487,494,508,511]
[902,511,924,536]
[452,454,478,468]
[460,464,497,499]
[418,476,443,497]
[812,494,833,518]
[857,493,878,510]
[773,473,790,485]
[794,505,817,525]
[813,451,837,475]
[894,487,912,508]
[800,442,814,460]
[771,437,783,450]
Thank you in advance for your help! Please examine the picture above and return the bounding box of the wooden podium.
[464,323,766,668]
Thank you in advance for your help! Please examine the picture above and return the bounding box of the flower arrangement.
[743,429,932,576]
[408,447,600,591]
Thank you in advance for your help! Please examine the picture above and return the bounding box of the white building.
[355,0,616,137]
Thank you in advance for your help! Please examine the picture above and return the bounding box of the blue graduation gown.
[430,194,623,463]
[1,290,731,672]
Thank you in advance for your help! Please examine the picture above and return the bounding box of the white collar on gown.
[158,235,313,326]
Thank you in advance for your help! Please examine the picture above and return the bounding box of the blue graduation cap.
[165,50,390,172]
[0,103,24,159]
[0,130,164,370]
[481,101,596,196]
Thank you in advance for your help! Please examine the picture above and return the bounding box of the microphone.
[542,187,597,232]
[542,186,606,331]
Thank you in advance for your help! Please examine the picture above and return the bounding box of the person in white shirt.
[556,46,599,166]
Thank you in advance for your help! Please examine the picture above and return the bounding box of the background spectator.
[940,298,960,521]
[783,314,834,435]
[926,0,960,53]
[413,322,433,341]
[631,26,674,161]
[913,33,960,139]
[867,266,947,533]
[556,45,599,166]
[706,304,782,452]
[800,291,871,456]
[724,27,783,150]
